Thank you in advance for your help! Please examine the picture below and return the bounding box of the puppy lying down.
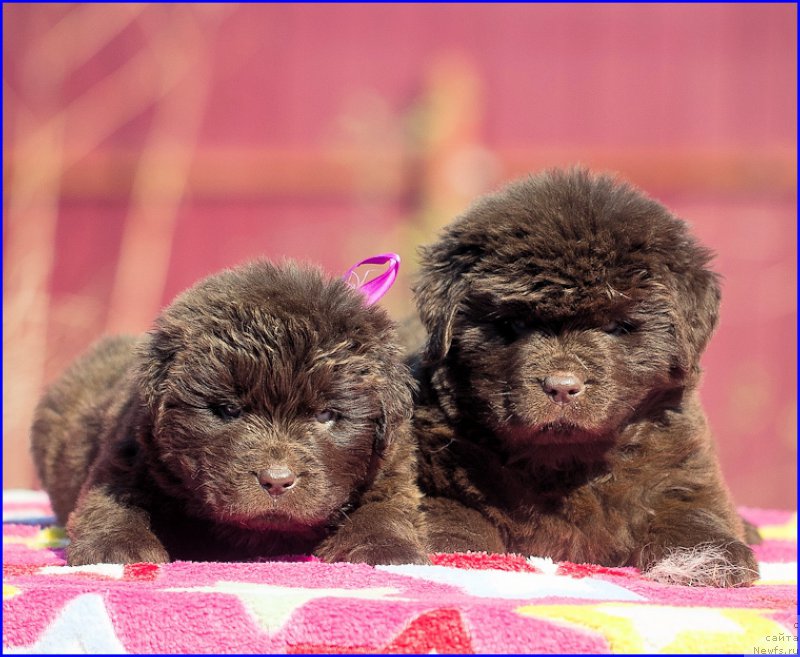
[410,168,759,587]
[32,260,427,566]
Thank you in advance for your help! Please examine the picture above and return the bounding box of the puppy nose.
[257,466,296,497]
[542,373,585,405]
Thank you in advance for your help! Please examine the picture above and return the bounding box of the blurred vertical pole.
[388,53,497,340]
[4,7,73,489]
[404,54,498,272]
[3,116,65,489]
[104,6,225,333]
[4,5,146,489]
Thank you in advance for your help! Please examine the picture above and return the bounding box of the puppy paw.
[317,539,430,566]
[742,517,764,545]
[423,497,505,553]
[66,535,170,566]
[644,540,759,587]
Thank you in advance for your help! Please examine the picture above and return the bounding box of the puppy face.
[137,261,411,531]
[415,169,720,448]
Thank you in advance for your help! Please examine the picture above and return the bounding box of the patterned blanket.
[3,489,796,653]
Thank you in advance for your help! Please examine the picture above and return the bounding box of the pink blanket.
[3,489,796,653]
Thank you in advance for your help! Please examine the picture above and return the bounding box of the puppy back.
[30,335,140,523]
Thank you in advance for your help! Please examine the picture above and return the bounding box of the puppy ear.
[372,362,415,453]
[674,263,721,371]
[413,242,472,363]
[135,321,182,414]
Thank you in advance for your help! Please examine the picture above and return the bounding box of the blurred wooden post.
[104,9,220,333]
[401,53,499,282]
[3,120,65,490]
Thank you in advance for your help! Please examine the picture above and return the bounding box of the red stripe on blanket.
[430,551,540,572]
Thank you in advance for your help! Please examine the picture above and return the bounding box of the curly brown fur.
[410,168,759,587]
[32,260,428,566]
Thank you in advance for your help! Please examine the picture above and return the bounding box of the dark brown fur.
[410,168,759,586]
[32,260,428,566]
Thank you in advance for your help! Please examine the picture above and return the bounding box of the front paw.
[66,534,170,566]
[643,540,759,587]
[317,538,430,566]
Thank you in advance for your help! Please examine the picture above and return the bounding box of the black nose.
[257,466,296,497]
[542,373,585,405]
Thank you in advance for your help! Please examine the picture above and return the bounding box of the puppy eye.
[315,410,339,424]
[212,403,243,421]
[602,320,634,336]
[496,318,528,337]
[509,319,528,333]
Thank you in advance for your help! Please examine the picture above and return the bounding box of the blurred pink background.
[4,4,796,509]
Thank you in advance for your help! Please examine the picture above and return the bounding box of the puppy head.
[414,168,719,446]
[137,260,412,530]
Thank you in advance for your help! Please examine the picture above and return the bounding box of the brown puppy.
[410,168,758,586]
[32,260,427,566]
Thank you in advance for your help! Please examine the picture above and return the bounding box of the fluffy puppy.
[32,260,427,566]
[410,168,759,587]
